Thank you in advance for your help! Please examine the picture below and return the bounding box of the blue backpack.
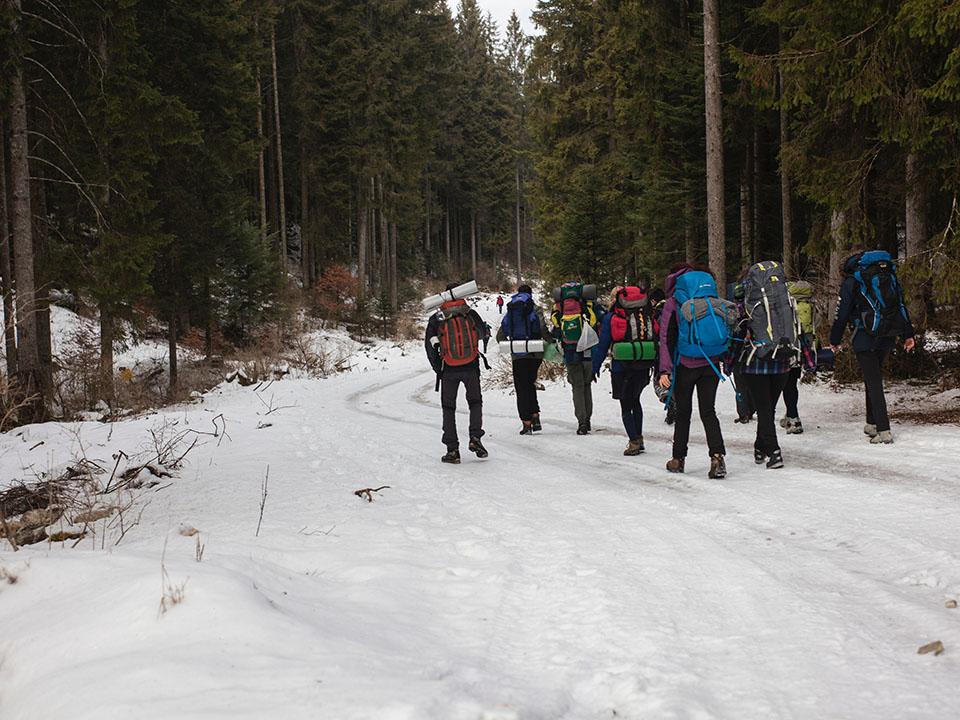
[846,250,909,338]
[503,292,539,341]
[673,271,731,361]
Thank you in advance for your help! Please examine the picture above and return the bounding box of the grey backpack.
[742,261,798,360]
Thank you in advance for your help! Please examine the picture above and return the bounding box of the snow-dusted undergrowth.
[1,294,959,719]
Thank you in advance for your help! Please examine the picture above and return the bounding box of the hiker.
[593,285,658,455]
[551,281,603,435]
[650,287,677,425]
[658,264,734,478]
[779,280,819,434]
[830,251,915,444]
[726,281,756,424]
[425,284,491,463]
[497,284,552,434]
[731,261,799,469]
[496,295,504,315]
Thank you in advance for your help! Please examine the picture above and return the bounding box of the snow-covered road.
[1,295,959,719]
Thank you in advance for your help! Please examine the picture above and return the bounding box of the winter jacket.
[829,275,915,353]
[657,268,717,376]
[424,302,489,373]
[592,311,656,377]
[496,292,552,358]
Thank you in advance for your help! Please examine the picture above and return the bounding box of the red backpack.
[610,286,655,342]
[438,300,480,366]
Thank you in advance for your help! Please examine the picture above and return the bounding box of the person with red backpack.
[830,251,915,444]
[497,284,552,434]
[425,284,491,464]
[592,285,658,455]
[496,295,505,314]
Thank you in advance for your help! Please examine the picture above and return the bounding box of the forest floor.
[1,295,959,719]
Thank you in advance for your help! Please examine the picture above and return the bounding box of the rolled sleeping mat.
[422,280,479,311]
[499,339,545,355]
[551,284,597,302]
[612,340,657,362]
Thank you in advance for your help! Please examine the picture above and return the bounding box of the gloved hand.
[592,371,599,383]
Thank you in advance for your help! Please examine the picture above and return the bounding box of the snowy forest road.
[1,296,959,719]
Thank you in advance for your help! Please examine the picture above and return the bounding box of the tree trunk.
[389,222,398,311]
[684,198,696,264]
[255,22,268,247]
[703,0,725,288]
[357,181,368,302]
[300,144,310,286]
[100,307,114,406]
[203,275,213,359]
[828,210,846,324]
[378,176,387,289]
[905,151,927,328]
[740,144,752,268]
[516,163,522,284]
[424,179,431,257]
[470,210,477,280]
[444,200,451,266]
[0,115,18,379]
[270,24,286,275]
[753,126,761,262]
[168,308,178,400]
[6,3,43,420]
[779,49,794,277]
[32,172,52,400]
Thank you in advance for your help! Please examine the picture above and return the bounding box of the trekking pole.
[435,367,443,393]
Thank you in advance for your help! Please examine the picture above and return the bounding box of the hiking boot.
[735,414,754,424]
[708,453,727,479]
[779,416,790,429]
[664,407,675,426]
[754,449,766,465]
[586,419,592,432]
[623,437,645,456]
[863,423,878,438]
[666,457,685,473]
[441,449,461,464]
[786,418,803,435]
[766,449,784,469]
[468,437,489,458]
[531,414,542,432]
[870,430,894,444]
[576,423,590,435]
[519,421,534,436]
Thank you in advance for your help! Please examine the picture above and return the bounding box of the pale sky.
[447,0,539,36]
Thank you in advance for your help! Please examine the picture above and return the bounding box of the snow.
[2,293,960,719]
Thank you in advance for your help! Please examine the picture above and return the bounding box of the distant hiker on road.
[650,287,677,425]
[498,284,552,434]
[496,295,504,314]
[658,264,734,478]
[731,261,798,470]
[727,281,755,425]
[425,284,491,463]
[830,251,915,444]
[551,281,603,435]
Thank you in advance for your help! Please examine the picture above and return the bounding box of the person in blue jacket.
[592,286,657,456]
[830,252,916,444]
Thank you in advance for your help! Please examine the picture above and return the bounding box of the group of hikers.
[425,251,915,476]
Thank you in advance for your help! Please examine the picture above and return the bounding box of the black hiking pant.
[782,367,801,419]
[512,357,542,422]
[672,364,725,459]
[613,367,650,441]
[857,348,892,432]
[733,367,755,420]
[441,366,483,450]
[742,372,788,456]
